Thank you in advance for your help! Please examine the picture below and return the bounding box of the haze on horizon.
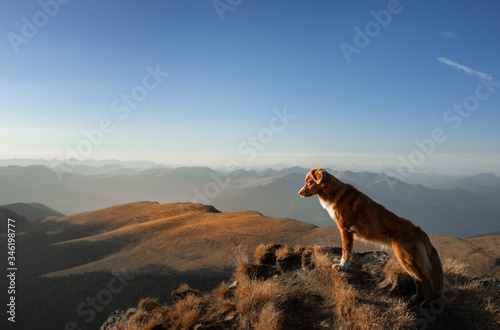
[1,1,500,176]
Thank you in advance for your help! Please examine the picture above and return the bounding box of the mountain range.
[1,164,499,237]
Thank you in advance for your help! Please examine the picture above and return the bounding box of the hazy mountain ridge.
[0,202,64,222]
[1,164,499,237]
[471,231,500,238]
[0,207,29,228]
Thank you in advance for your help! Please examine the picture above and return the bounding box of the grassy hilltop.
[101,244,500,330]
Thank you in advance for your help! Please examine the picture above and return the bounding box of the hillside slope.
[38,202,500,278]
[41,202,318,276]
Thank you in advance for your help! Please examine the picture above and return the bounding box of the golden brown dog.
[298,168,444,307]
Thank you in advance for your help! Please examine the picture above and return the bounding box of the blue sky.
[1,0,499,174]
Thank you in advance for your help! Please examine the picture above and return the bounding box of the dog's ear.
[311,168,325,184]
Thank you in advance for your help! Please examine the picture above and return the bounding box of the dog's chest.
[319,197,336,221]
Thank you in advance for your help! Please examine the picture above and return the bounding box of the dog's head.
[298,168,326,198]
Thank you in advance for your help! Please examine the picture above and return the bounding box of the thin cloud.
[438,57,493,81]
[440,31,460,39]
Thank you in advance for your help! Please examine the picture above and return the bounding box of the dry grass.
[442,256,469,283]
[102,245,500,330]
[137,297,161,312]
[232,244,252,265]
[235,277,289,328]
[167,294,202,329]
[446,279,500,329]
[255,302,283,330]
[330,269,363,327]
[327,265,416,329]
[275,245,304,273]
[313,246,335,269]
[255,243,282,265]
[171,284,202,303]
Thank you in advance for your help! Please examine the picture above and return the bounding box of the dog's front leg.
[333,228,354,270]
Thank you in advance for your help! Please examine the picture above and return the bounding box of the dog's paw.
[331,258,350,270]
[332,264,347,270]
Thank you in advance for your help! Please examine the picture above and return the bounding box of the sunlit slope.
[40,202,499,278]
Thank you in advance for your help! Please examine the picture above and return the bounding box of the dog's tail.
[419,227,444,294]
[429,245,444,293]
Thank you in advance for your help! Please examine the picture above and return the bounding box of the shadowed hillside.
[101,244,500,329]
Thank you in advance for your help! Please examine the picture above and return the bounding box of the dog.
[298,168,444,307]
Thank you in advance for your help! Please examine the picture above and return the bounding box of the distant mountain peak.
[462,172,500,186]
[0,202,64,222]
